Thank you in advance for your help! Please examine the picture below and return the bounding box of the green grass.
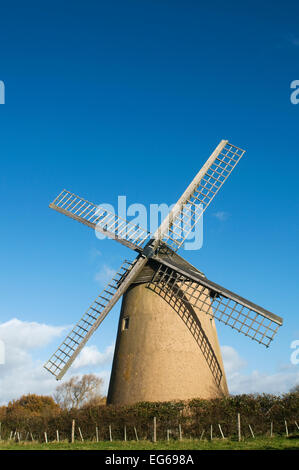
[0,436,298,450]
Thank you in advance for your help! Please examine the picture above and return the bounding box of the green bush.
[0,393,298,442]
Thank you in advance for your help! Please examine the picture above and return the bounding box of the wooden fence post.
[44,432,48,443]
[153,417,157,443]
[56,430,59,442]
[96,426,99,442]
[134,426,139,441]
[218,424,225,439]
[270,421,273,437]
[78,427,84,442]
[248,424,255,439]
[179,424,182,441]
[210,425,213,441]
[124,425,127,441]
[285,420,289,437]
[109,425,112,442]
[71,419,75,443]
[237,413,241,442]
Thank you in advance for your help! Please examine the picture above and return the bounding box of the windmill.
[44,140,283,404]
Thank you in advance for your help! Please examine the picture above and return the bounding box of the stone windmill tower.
[44,140,283,404]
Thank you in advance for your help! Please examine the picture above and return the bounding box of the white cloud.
[0,318,68,404]
[213,211,230,222]
[0,318,113,405]
[221,345,247,375]
[73,344,114,369]
[222,345,299,395]
[0,318,67,374]
[94,264,116,286]
[0,318,65,351]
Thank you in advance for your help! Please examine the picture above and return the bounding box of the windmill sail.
[49,189,150,251]
[50,141,244,256]
[149,260,282,347]
[156,140,245,251]
[44,256,148,379]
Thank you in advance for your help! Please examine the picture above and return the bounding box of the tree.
[83,395,107,407]
[290,384,299,394]
[0,405,6,421]
[6,394,60,417]
[54,374,104,409]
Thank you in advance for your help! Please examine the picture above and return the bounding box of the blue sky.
[0,0,299,403]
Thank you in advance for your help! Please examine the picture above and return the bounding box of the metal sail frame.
[49,190,150,251]
[148,258,282,348]
[44,256,148,379]
[44,139,283,380]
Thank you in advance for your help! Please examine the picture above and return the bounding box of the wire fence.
[1,418,299,444]
[1,394,299,443]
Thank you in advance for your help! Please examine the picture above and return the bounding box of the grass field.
[0,436,298,450]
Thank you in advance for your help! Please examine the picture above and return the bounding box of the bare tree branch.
[54,374,104,409]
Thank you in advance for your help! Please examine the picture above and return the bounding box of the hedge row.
[1,393,299,442]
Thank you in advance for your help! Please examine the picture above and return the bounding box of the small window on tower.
[122,317,130,330]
